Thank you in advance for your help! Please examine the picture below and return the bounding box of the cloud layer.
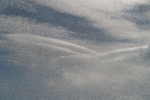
[0,0,150,100]
[1,34,150,100]
[36,0,150,41]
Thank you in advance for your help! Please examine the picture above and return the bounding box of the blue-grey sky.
[1,0,150,100]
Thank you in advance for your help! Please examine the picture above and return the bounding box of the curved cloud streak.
[36,0,150,41]
[1,34,150,100]
[1,0,150,100]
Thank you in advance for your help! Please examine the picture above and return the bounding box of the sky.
[0,0,150,100]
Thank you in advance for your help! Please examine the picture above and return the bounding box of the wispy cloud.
[35,0,150,42]
[1,0,150,42]
[1,0,150,100]
[1,34,150,100]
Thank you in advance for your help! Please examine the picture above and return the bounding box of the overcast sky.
[1,0,150,100]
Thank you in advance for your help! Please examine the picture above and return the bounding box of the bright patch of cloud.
[35,0,150,41]
[1,0,150,100]
[1,34,150,100]
[0,15,71,39]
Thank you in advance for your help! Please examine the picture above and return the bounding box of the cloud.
[1,0,150,42]
[0,15,72,39]
[1,34,150,100]
[1,0,150,100]
[35,0,150,42]
[1,0,122,43]
[123,4,150,31]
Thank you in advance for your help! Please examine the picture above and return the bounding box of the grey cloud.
[130,5,150,13]
[1,34,150,100]
[1,0,150,100]
[0,0,131,43]
[0,35,65,100]
[123,4,150,30]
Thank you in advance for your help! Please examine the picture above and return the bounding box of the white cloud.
[0,15,71,39]
[1,0,150,100]
[1,34,150,100]
[1,0,150,42]
[35,0,150,41]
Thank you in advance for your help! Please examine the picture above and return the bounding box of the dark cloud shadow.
[0,49,13,56]
[130,5,150,13]
[0,0,132,42]
[0,60,26,81]
[123,4,150,30]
